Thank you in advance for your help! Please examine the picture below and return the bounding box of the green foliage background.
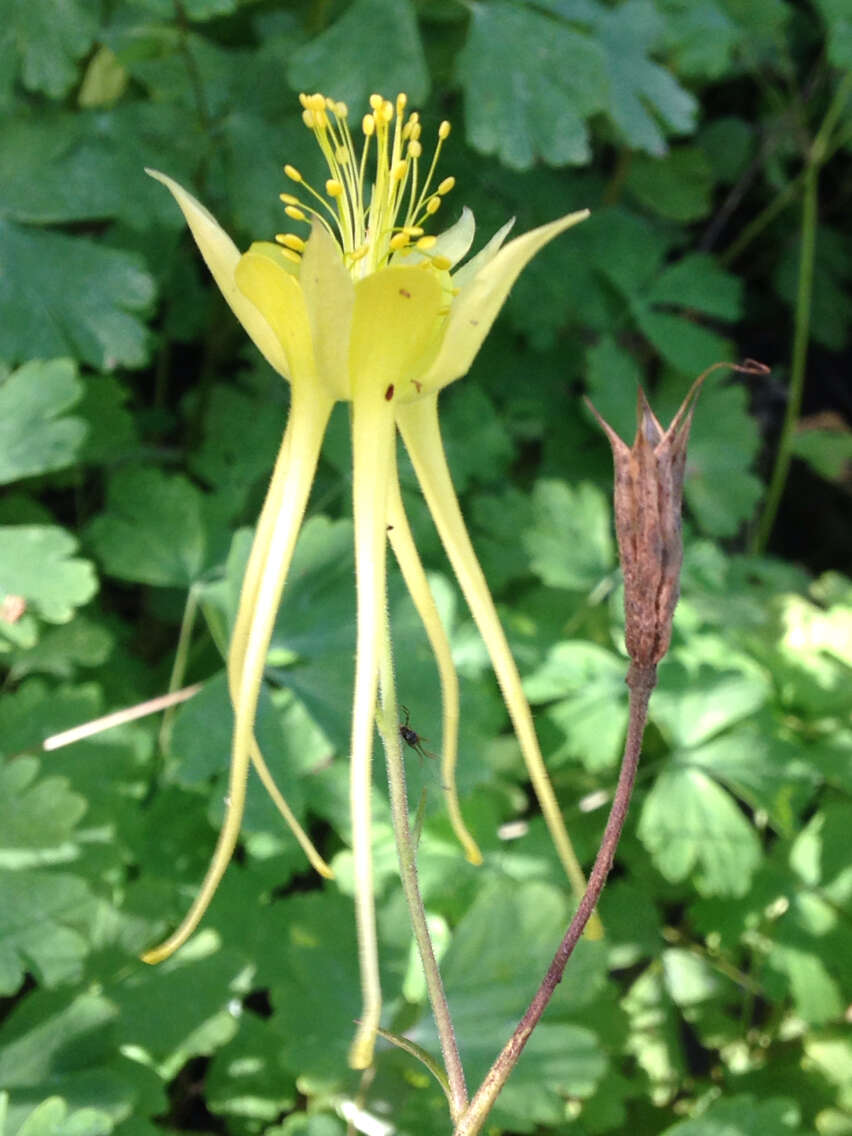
[1,1,850,1134]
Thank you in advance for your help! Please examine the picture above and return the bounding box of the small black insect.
[399,705,435,762]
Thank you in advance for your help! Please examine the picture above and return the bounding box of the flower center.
[275,92,455,280]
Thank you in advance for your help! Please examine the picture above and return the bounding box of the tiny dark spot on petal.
[385,384,395,400]
[399,288,411,298]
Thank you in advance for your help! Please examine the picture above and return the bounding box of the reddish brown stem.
[453,661,657,1136]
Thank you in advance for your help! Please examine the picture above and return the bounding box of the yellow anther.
[310,93,326,112]
[416,235,437,251]
[326,179,344,197]
[276,233,306,252]
[335,100,348,117]
[432,255,452,271]
[439,120,451,139]
[410,122,421,142]
[425,197,441,215]
[408,139,422,158]
[350,245,370,263]
[389,232,409,251]
[362,114,375,136]
[285,205,307,221]
[392,159,408,183]
[284,164,303,183]
[279,193,299,205]
[437,176,455,195]
[380,100,393,123]
[276,246,302,265]
[405,226,424,237]
[396,92,407,113]
[298,92,309,108]
[302,108,315,128]
[369,93,383,110]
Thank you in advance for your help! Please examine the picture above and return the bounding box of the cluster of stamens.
[274,92,455,279]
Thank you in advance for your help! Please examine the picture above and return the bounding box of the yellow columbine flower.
[142,92,591,1068]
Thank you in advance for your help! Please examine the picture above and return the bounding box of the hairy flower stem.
[377,609,469,1123]
[454,662,657,1136]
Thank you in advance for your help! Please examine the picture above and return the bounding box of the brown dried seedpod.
[586,360,769,667]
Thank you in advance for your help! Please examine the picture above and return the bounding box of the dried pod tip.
[586,359,768,668]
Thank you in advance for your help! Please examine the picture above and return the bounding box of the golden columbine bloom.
[142,92,591,1067]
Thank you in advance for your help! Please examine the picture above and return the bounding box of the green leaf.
[699,116,755,183]
[423,878,607,1129]
[0,756,87,869]
[687,724,819,836]
[655,369,761,536]
[626,147,715,221]
[660,1093,803,1135]
[257,891,377,1082]
[439,385,514,494]
[812,0,852,67]
[622,964,684,1104]
[524,642,628,771]
[189,384,284,521]
[659,0,740,78]
[86,467,208,587]
[0,991,136,1131]
[107,943,249,1078]
[287,0,429,111]
[0,871,93,993]
[585,335,645,441]
[0,681,102,759]
[0,360,86,485]
[205,1014,296,1126]
[0,527,97,624]
[469,486,536,591]
[638,762,762,896]
[6,1096,114,1136]
[590,0,697,155]
[76,377,139,467]
[650,663,770,748]
[0,222,153,371]
[456,1,608,170]
[791,426,852,483]
[523,479,614,591]
[648,253,742,321]
[773,227,852,352]
[2,0,97,98]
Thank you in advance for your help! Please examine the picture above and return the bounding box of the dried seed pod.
[586,361,768,667]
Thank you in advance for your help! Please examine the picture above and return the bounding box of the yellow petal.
[420,210,590,394]
[452,216,515,291]
[235,243,317,390]
[300,222,355,401]
[348,266,443,400]
[431,206,476,268]
[146,169,290,378]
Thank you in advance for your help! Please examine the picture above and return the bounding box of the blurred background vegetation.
[0,1,850,1135]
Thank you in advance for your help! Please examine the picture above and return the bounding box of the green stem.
[376,607,469,1123]
[158,583,200,758]
[751,159,816,552]
[748,71,852,552]
[453,663,656,1136]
